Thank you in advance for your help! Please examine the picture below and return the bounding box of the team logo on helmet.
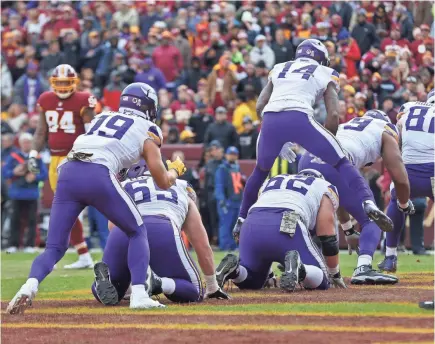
[119,83,159,122]
[50,64,79,99]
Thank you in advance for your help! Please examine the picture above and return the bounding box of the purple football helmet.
[118,82,159,122]
[295,39,330,66]
[127,159,148,179]
[298,168,324,180]
[427,89,434,104]
[364,109,391,123]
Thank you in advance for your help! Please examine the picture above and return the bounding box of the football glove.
[279,142,297,163]
[329,272,347,289]
[344,226,360,255]
[166,157,187,177]
[205,288,231,300]
[232,217,244,244]
[397,200,415,215]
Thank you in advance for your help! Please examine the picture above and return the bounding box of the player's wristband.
[169,168,180,177]
[29,150,39,159]
[327,265,339,275]
[398,201,409,209]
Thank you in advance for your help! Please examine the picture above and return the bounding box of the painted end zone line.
[3,323,433,334]
[22,307,435,319]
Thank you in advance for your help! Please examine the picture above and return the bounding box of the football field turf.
[2,252,434,343]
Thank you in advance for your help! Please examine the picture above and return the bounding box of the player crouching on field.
[216,170,347,292]
[92,160,229,305]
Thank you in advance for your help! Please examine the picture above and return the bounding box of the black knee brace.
[318,235,339,256]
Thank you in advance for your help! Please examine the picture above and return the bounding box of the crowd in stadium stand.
[1,1,434,251]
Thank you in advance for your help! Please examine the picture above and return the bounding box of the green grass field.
[1,251,433,302]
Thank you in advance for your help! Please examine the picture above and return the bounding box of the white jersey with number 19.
[70,111,163,174]
[263,58,340,117]
[397,102,435,165]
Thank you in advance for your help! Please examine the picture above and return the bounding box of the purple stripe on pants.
[29,161,149,286]
[237,207,329,290]
[386,163,434,248]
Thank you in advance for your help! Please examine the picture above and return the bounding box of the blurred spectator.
[239,117,258,160]
[204,107,238,150]
[12,62,49,114]
[337,29,361,78]
[171,85,196,124]
[2,133,48,253]
[40,40,65,77]
[237,63,262,96]
[62,32,80,70]
[395,5,414,42]
[250,34,275,70]
[167,126,180,144]
[381,97,398,124]
[372,4,391,38]
[113,1,139,29]
[271,29,295,64]
[392,76,419,106]
[329,2,353,30]
[351,9,379,56]
[102,71,127,111]
[381,24,410,52]
[152,31,183,88]
[80,17,98,50]
[1,58,13,106]
[134,57,166,92]
[215,146,242,251]
[187,102,214,144]
[204,32,226,71]
[378,65,398,106]
[185,57,206,92]
[1,133,17,164]
[172,28,192,70]
[79,31,103,71]
[139,0,162,37]
[410,24,433,65]
[180,130,196,144]
[206,54,238,109]
[204,140,224,243]
[96,36,126,89]
[54,6,80,38]
[233,86,258,134]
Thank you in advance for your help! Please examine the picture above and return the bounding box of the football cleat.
[216,253,240,288]
[377,255,398,273]
[419,301,434,310]
[93,262,119,306]
[363,201,393,232]
[146,268,163,296]
[64,254,94,269]
[280,250,306,292]
[351,265,398,285]
[7,283,37,315]
[130,286,166,309]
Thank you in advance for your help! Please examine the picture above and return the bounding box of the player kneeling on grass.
[92,161,229,305]
[217,170,346,291]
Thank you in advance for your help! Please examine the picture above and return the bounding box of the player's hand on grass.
[205,288,231,300]
[344,227,360,255]
[397,200,415,215]
[166,157,187,177]
[329,272,347,289]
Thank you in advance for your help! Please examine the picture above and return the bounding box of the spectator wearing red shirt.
[410,24,433,65]
[2,13,26,41]
[337,29,361,78]
[152,31,183,87]
[380,24,410,52]
[170,85,196,125]
[53,6,81,38]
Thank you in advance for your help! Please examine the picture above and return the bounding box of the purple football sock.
[238,166,270,219]
[359,222,382,257]
[127,224,150,286]
[335,157,373,202]
[29,248,65,283]
[385,192,405,248]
